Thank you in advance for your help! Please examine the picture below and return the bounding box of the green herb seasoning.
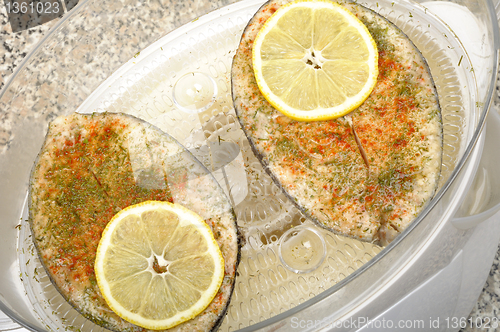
[232,0,442,245]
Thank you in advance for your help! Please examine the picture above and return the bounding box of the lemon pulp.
[252,0,379,121]
[94,201,225,330]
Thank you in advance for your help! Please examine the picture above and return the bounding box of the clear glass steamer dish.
[1,0,499,331]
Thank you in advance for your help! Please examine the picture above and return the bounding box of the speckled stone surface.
[0,4,56,93]
[1,0,500,331]
[466,254,500,332]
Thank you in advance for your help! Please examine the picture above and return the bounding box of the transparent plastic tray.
[14,0,482,331]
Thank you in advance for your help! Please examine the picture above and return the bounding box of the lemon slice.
[94,201,225,330]
[252,0,378,121]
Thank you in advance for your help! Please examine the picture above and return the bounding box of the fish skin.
[231,0,442,245]
[29,112,240,331]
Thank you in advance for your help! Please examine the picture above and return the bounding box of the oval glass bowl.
[1,0,498,331]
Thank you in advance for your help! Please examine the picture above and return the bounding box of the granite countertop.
[1,1,500,331]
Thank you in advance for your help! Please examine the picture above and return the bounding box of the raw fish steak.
[231,0,442,245]
[29,112,240,331]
